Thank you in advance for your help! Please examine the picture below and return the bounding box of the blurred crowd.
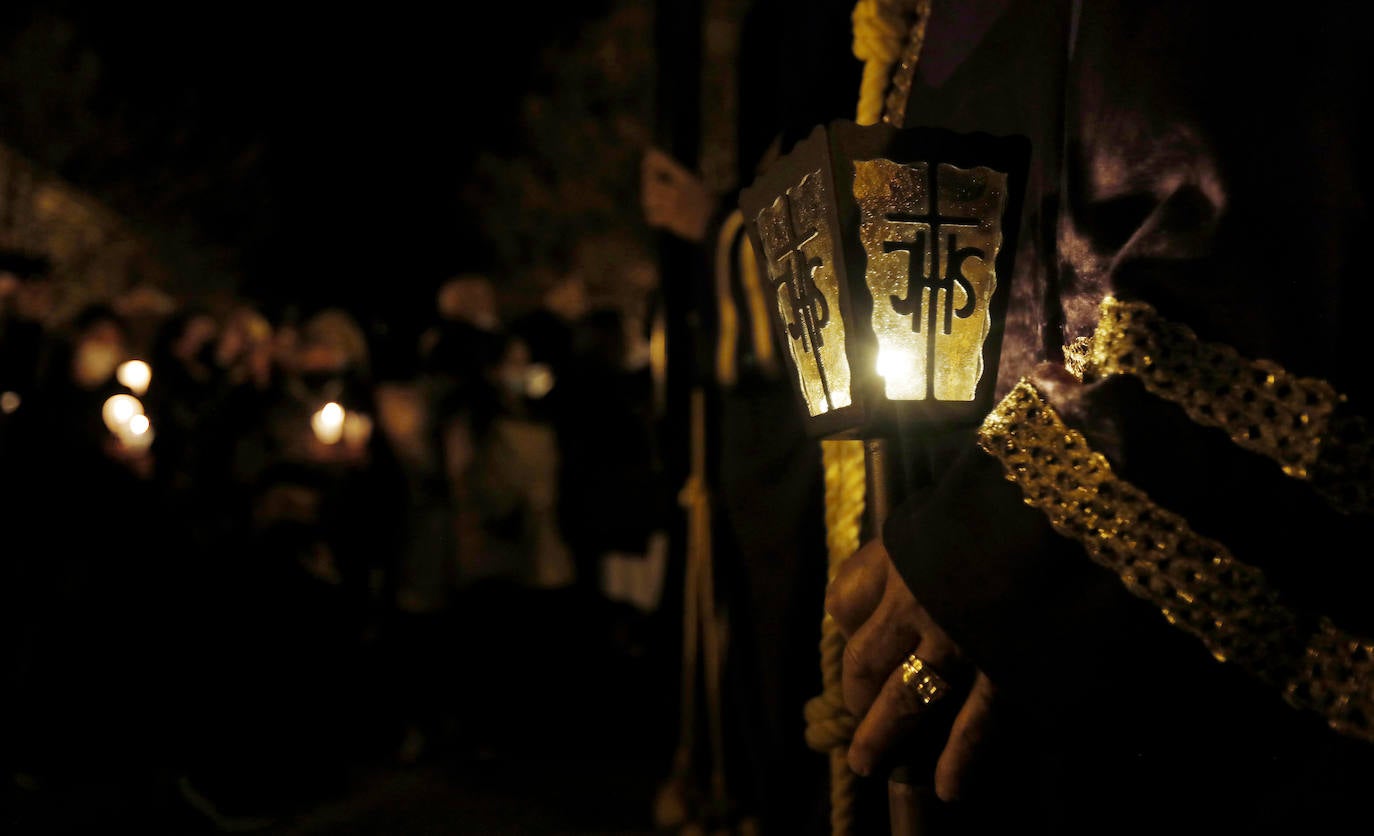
[0,253,671,831]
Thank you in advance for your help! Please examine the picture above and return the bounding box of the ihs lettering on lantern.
[754,171,853,416]
[854,159,1007,402]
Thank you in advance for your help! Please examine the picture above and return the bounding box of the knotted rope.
[805,438,867,835]
[851,0,913,125]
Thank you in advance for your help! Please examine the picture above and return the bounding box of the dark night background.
[0,1,902,834]
[0,0,625,328]
[0,3,686,833]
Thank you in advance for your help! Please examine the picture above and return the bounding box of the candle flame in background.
[117,360,152,396]
[101,394,154,450]
[121,412,154,451]
[1,391,19,414]
[312,402,345,445]
[102,394,144,434]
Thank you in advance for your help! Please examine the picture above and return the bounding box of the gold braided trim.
[810,437,866,836]
[978,379,1374,744]
[1082,297,1340,479]
[1074,296,1372,515]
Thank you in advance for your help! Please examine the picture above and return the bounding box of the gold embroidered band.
[978,379,1374,743]
[1071,297,1371,515]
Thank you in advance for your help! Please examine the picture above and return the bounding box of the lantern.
[739,120,1029,439]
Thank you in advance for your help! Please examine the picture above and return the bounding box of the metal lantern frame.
[739,119,1030,440]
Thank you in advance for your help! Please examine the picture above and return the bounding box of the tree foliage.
[463,1,657,309]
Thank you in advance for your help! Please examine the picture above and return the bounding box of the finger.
[840,579,925,717]
[934,671,997,803]
[847,645,956,777]
[825,538,889,637]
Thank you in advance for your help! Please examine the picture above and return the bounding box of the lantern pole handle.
[864,437,893,531]
[850,4,939,834]
[865,436,953,836]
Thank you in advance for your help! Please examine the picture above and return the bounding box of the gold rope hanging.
[657,387,734,834]
[807,438,867,836]
[801,3,931,835]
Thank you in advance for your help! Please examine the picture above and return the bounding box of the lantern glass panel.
[854,159,1008,403]
[755,169,853,417]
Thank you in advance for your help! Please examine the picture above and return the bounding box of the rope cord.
[716,211,745,387]
[851,0,915,125]
[689,391,729,805]
[807,438,867,836]
[803,3,930,833]
[660,389,720,830]
[672,472,703,778]
[681,387,729,804]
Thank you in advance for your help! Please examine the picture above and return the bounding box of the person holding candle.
[3,302,171,825]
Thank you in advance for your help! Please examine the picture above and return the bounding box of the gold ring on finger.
[899,653,949,706]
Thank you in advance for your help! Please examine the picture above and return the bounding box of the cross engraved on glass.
[854,159,1007,401]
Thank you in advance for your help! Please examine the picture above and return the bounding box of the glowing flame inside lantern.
[116,360,152,396]
[875,347,918,389]
[311,402,345,445]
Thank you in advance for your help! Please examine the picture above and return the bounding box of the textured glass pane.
[854,159,1007,401]
[754,171,852,416]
